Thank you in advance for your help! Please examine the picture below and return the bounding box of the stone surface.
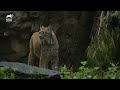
[0,61,62,79]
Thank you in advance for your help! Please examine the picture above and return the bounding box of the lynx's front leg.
[39,58,49,69]
[39,48,49,69]
[51,55,59,70]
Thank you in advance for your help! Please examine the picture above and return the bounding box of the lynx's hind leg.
[28,37,35,66]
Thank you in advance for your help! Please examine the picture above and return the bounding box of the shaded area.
[0,11,98,70]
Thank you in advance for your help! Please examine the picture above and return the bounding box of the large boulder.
[0,61,62,79]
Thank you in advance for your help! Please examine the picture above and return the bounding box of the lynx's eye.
[42,32,45,34]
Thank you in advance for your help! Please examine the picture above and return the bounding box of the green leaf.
[81,61,87,66]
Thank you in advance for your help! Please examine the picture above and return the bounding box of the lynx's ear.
[40,26,44,30]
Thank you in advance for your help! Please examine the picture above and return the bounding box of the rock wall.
[0,11,97,69]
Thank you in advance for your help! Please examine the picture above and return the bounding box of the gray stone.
[0,61,62,79]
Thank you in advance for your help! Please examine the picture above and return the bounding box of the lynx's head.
[39,26,56,46]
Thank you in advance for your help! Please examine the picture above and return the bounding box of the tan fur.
[28,25,59,70]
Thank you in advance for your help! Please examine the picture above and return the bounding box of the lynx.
[28,25,59,70]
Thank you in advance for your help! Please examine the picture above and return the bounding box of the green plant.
[86,11,120,70]
[0,67,8,79]
[107,11,120,28]
[60,61,120,79]
[0,66,16,79]
[60,61,103,79]
[103,63,117,79]
[87,29,116,69]
[59,65,74,79]
[72,61,102,79]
